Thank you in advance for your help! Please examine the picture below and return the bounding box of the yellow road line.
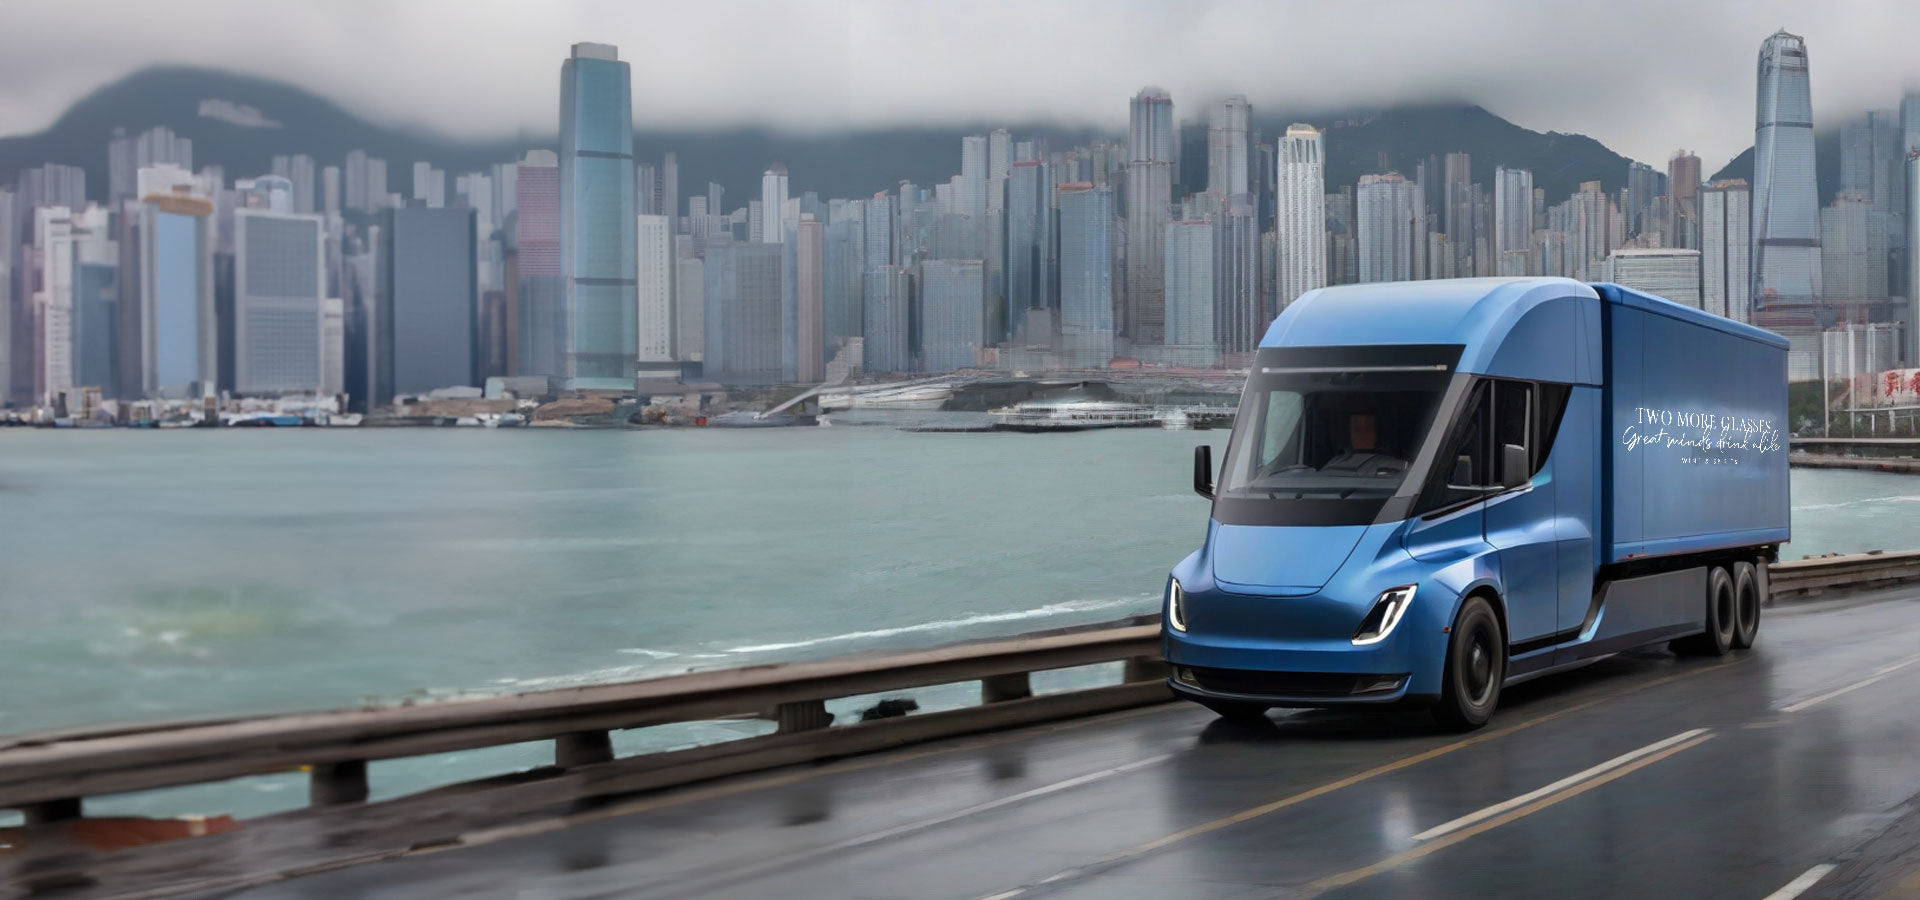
[1302,732,1715,894]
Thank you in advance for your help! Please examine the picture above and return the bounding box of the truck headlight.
[1351,585,1416,645]
[1167,578,1188,632]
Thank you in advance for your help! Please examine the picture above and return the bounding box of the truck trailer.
[1164,277,1790,729]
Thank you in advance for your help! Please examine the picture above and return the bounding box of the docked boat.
[987,401,1163,433]
[479,412,524,429]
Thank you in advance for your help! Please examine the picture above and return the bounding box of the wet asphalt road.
[238,587,1920,900]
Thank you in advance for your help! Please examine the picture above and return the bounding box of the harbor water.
[0,427,1909,818]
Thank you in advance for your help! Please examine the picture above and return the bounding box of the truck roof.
[1263,277,1790,358]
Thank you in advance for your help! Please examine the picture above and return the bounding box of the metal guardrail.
[2,550,1919,832]
[0,617,1166,823]
[1768,549,1920,597]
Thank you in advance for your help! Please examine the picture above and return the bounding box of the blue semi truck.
[1165,277,1790,729]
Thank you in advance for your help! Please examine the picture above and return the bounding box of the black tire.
[1198,699,1270,722]
[1433,596,1505,731]
[1677,566,1737,656]
[1731,561,1760,650]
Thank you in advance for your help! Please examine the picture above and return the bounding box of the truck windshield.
[1214,345,1461,526]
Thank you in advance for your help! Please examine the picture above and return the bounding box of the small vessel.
[480,412,524,429]
[227,413,305,427]
[987,401,1163,433]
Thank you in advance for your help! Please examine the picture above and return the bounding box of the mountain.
[2,67,1646,214]
[1708,129,1843,205]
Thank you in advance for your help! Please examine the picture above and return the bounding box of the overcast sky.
[4,0,1919,168]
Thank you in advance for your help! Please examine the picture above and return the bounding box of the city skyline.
[9,2,1920,169]
[7,26,1918,419]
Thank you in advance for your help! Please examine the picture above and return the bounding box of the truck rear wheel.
[1731,562,1760,649]
[1674,566,1736,656]
[1433,596,1504,731]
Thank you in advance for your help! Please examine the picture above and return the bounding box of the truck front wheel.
[1433,596,1504,731]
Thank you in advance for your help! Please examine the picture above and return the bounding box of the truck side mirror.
[1450,455,1472,487]
[1193,445,1214,500]
[1501,443,1529,489]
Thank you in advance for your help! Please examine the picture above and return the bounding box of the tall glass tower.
[560,42,637,386]
[1752,30,1821,308]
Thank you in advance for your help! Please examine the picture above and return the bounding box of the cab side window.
[1416,381,1490,514]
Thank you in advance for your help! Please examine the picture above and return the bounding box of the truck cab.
[1164,277,1788,729]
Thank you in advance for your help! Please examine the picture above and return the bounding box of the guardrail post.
[1122,655,1169,683]
[981,672,1032,703]
[775,700,833,733]
[309,760,368,806]
[556,730,615,768]
[22,797,82,824]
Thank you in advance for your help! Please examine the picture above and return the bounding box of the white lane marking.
[1780,655,1920,714]
[1410,728,1710,842]
[978,892,1026,900]
[812,753,1172,856]
[1760,863,1836,900]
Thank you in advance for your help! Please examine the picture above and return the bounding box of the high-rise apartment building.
[560,42,637,386]
[1357,173,1420,283]
[1493,167,1534,275]
[1212,199,1261,357]
[1701,179,1753,323]
[1605,249,1702,307]
[636,213,673,363]
[1753,30,1822,306]
[1276,125,1326,307]
[1163,220,1215,366]
[234,208,326,394]
[795,215,825,382]
[1668,151,1702,250]
[919,259,984,373]
[1058,183,1115,364]
[1820,193,1878,303]
[760,163,789,244]
[703,242,784,383]
[515,150,563,377]
[1207,96,1251,199]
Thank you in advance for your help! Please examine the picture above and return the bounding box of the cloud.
[197,99,281,129]
[2,0,1920,168]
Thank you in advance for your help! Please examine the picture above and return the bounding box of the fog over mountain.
[5,0,1920,170]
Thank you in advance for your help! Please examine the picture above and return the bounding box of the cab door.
[1481,380,1560,650]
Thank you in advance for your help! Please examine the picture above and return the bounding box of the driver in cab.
[1320,413,1406,477]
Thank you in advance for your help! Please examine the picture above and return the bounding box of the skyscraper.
[919,259,984,373]
[988,129,1012,180]
[1443,152,1473,276]
[234,208,326,394]
[1124,87,1176,346]
[515,150,563,377]
[1752,30,1822,307]
[1212,199,1261,358]
[1163,220,1215,366]
[1668,151,1702,250]
[1820,193,1877,303]
[1357,173,1420,283]
[863,265,911,373]
[760,163,789,244]
[560,42,637,386]
[380,206,478,403]
[1492,167,1534,276]
[1005,160,1048,329]
[636,213,673,363]
[825,199,865,348]
[704,242,785,384]
[1624,162,1659,237]
[1605,249,1702,307]
[1277,125,1326,307]
[1058,183,1115,364]
[137,193,216,398]
[795,215,825,382]
[1702,180,1753,323]
[1207,96,1251,199]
